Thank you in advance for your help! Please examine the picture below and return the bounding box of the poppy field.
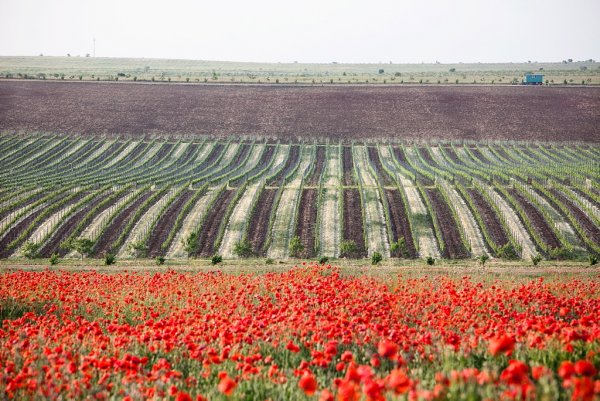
[1,265,599,400]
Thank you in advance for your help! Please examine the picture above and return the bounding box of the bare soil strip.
[306,146,325,186]
[384,189,417,257]
[342,189,366,257]
[425,187,470,259]
[342,146,355,185]
[147,190,194,257]
[195,189,236,257]
[295,189,318,258]
[368,147,395,185]
[467,188,511,247]
[246,189,277,256]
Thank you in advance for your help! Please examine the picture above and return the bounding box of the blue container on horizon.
[523,73,544,85]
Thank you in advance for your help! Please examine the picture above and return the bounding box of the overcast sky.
[1,0,599,63]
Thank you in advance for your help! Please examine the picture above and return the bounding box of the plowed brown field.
[1,81,598,142]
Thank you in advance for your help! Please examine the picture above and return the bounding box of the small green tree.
[66,238,94,261]
[211,254,223,265]
[319,256,329,265]
[233,239,253,258]
[426,256,435,266]
[478,254,490,266]
[289,236,304,258]
[390,237,408,258]
[49,253,59,266]
[340,240,358,258]
[129,241,147,258]
[22,241,40,259]
[105,253,116,265]
[589,254,598,266]
[531,255,543,266]
[182,232,198,260]
[155,255,165,265]
[371,252,383,265]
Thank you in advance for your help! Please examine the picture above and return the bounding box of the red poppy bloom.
[299,373,318,396]
[218,374,237,396]
[377,340,399,360]
[488,334,515,357]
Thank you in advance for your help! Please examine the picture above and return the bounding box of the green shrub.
[155,255,165,265]
[128,241,147,258]
[319,256,329,265]
[340,240,358,258]
[590,254,598,266]
[531,255,543,266]
[265,258,275,265]
[496,243,518,259]
[182,232,198,260]
[63,238,94,261]
[211,254,223,265]
[478,254,489,266]
[105,253,116,265]
[233,239,253,258]
[371,252,383,265]
[426,256,435,266]
[390,237,408,258]
[22,241,40,259]
[49,253,59,266]
[549,247,573,260]
[289,236,304,258]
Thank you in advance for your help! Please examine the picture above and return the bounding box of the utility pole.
[93,37,96,57]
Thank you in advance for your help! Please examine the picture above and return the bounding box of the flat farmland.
[1,81,599,142]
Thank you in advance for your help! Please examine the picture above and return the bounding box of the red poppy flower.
[488,334,515,357]
[299,373,318,396]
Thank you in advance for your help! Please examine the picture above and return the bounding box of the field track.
[1,81,598,142]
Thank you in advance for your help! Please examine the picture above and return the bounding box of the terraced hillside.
[0,133,598,261]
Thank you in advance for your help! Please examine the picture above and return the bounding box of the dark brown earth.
[246,189,277,256]
[342,147,355,185]
[383,189,417,258]
[368,147,394,185]
[2,81,598,142]
[147,190,194,258]
[342,189,366,258]
[467,188,510,248]
[306,146,325,186]
[196,189,235,257]
[295,189,317,258]
[425,187,470,259]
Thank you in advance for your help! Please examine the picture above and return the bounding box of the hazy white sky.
[1,0,599,63]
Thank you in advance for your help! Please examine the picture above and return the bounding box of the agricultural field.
[1,56,599,85]
[0,133,598,263]
[1,82,599,143]
[0,265,599,400]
